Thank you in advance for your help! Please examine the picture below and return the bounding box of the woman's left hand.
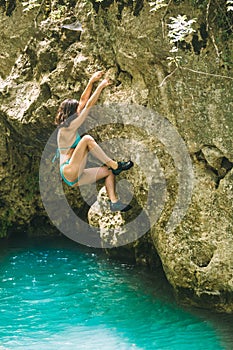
[90,71,104,83]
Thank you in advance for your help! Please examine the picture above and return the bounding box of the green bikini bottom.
[60,160,81,187]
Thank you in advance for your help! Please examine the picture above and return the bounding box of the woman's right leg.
[80,135,118,169]
[74,166,118,203]
[64,135,118,182]
[63,134,133,183]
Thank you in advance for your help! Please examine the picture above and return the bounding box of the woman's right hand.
[99,78,112,89]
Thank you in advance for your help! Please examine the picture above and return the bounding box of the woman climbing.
[53,70,134,212]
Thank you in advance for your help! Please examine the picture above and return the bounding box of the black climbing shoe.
[110,200,132,212]
[111,160,134,175]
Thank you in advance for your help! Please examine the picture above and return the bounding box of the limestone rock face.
[0,0,233,312]
[88,186,159,268]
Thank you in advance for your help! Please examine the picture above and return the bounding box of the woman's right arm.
[71,78,111,130]
[77,71,104,115]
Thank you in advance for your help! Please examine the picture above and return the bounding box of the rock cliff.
[0,0,233,312]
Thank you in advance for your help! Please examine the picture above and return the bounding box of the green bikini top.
[52,132,81,163]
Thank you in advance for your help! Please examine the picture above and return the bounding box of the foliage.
[167,15,196,44]
[22,0,40,12]
[21,0,74,20]
[149,0,168,12]
[226,0,233,11]
[166,55,182,67]
[163,15,195,66]
[151,0,233,84]
[50,5,67,20]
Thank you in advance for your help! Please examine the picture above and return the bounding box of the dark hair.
[55,98,79,127]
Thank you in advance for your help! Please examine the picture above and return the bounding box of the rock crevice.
[195,145,233,188]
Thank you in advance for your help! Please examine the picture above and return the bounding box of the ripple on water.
[0,238,232,350]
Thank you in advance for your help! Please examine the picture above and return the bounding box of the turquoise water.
[0,237,233,350]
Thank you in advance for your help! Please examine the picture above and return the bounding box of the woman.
[53,71,133,212]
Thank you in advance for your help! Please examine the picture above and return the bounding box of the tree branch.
[158,67,178,87]
[161,0,173,39]
[206,0,211,32]
[181,67,233,80]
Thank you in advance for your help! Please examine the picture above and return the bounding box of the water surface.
[0,237,233,349]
